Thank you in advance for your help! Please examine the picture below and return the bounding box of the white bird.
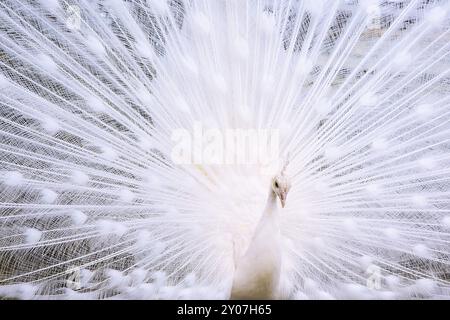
[231,169,291,300]
[0,0,450,300]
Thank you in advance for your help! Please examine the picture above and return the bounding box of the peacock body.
[0,0,450,299]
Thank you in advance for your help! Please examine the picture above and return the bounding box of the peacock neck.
[262,187,278,218]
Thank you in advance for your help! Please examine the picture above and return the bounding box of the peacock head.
[272,173,291,208]
[272,154,291,208]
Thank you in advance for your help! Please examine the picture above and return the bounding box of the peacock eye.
[274,181,279,188]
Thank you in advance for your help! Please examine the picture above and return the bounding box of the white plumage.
[0,0,449,300]
[231,173,289,299]
[231,201,282,300]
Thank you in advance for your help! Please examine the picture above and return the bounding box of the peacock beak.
[280,194,287,208]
